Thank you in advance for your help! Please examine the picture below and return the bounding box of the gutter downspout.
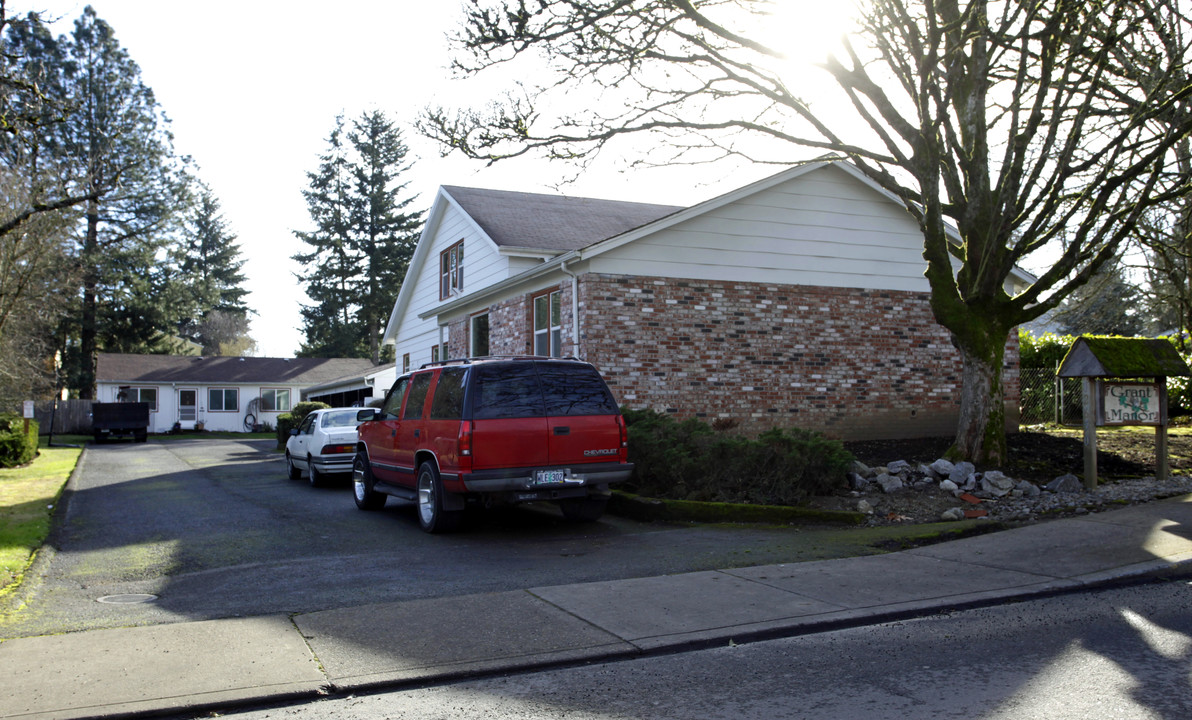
[560,258,581,359]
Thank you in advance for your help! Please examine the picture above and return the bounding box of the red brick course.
[578,274,1019,441]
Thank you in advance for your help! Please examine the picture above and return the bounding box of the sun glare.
[756,0,859,71]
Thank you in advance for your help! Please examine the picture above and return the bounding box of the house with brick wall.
[381,160,1029,441]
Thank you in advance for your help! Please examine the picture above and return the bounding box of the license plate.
[534,469,566,486]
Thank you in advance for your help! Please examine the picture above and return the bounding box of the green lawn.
[0,442,83,595]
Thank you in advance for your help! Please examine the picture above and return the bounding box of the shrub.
[621,408,853,506]
[0,413,39,468]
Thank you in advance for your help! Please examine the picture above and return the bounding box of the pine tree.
[175,183,252,354]
[294,111,423,361]
[4,7,186,396]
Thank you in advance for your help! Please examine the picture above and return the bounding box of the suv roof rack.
[418,355,583,370]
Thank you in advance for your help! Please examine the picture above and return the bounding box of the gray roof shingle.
[96,354,376,386]
[442,186,681,251]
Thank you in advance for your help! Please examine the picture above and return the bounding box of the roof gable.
[96,354,376,386]
[441,185,680,252]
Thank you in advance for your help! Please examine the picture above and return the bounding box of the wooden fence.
[32,399,95,435]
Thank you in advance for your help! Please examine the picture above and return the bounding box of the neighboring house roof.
[302,362,397,395]
[441,185,681,252]
[96,354,376,385]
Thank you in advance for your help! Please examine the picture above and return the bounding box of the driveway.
[1,438,851,639]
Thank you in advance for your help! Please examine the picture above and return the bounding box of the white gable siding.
[391,202,512,366]
[588,165,932,293]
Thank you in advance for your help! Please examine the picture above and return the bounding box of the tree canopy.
[295,110,423,363]
[422,0,1192,463]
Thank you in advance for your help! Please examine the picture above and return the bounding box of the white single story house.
[300,362,398,407]
[95,354,375,433]
[381,160,1032,441]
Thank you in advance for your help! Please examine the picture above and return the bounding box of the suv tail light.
[617,414,629,462]
[457,421,473,470]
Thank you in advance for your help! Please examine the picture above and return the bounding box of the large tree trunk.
[79,201,100,399]
[952,341,1007,467]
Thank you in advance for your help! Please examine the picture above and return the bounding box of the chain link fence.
[1019,367,1084,426]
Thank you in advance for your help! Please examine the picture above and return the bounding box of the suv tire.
[353,454,387,510]
[559,496,609,522]
[417,462,463,534]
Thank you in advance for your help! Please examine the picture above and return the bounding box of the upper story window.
[440,241,464,299]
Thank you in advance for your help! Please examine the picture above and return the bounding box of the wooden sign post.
[1059,338,1189,489]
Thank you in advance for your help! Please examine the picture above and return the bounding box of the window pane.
[209,388,224,411]
[471,314,489,357]
[538,363,617,416]
[551,328,562,358]
[276,389,290,411]
[403,373,433,420]
[551,291,561,326]
[472,363,543,419]
[382,378,408,418]
[224,389,238,412]
[534,295,548,332]
[534,330,549,357]
[429,367,468,420]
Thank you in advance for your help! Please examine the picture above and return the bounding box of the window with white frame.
[440,241,464,299]
[120,387,158,411]
[470,313,490,357]
[261,388,291,412]
[208,387,239,412]
[534,290,562,357]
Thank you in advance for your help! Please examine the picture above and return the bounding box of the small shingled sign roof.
[1057,337,1191,378]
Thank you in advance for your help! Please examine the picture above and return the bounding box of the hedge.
[0,413,39,468]
[621,408,853,506]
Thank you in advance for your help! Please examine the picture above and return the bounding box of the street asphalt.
[1,476,1189,719]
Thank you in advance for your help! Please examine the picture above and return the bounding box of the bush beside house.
[0,414,39,468]
[622,408,853,506]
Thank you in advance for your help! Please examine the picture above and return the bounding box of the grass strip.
[610,489,868,526]
[0,444,83,596]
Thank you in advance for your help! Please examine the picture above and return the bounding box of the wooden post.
[1157,380,1169,483]
[1082,377,1098,489]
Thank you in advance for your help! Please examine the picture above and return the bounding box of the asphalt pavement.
[0,486,1189,720]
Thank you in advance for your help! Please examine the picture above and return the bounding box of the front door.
[178,388,197,429]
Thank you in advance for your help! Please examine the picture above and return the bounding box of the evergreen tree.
[4,7,186,396]
[294,111,422,362]
[174,183,253,354]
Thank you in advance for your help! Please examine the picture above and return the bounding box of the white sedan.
[285,408,363,487]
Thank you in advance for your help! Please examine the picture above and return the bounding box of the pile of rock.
[847,457,1192,524]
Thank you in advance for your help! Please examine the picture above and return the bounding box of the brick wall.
[579,274,1020,441]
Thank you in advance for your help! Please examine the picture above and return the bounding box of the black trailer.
[91,402,150,443]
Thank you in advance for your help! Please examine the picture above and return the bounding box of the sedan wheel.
[286,452,301,480]
[308,456,324,488]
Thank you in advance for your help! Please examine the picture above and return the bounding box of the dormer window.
[440,241,464,299]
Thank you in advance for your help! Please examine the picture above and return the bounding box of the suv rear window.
[471,361,617,420]
[538,363,618,416]
[472,363,543,420]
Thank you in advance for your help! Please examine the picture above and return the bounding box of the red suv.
[353,356,633,533]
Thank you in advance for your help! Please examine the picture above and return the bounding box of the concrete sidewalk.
[3,495,1190,720]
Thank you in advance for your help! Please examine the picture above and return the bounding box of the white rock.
[939,479,959,492]
[941,507,965,521]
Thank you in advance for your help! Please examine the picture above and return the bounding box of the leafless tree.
[421,0,1192,463]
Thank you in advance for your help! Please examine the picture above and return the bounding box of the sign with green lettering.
[1101,382,1162,426]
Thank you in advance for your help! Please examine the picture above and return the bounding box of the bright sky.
[17,1,852,357]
